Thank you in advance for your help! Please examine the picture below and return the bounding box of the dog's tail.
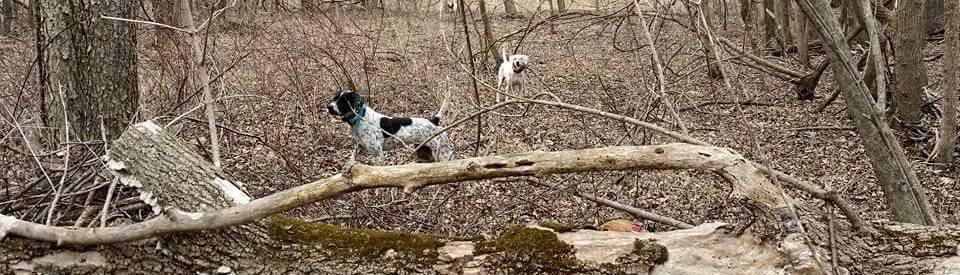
[501,47,508,63]
[432,77,453,125]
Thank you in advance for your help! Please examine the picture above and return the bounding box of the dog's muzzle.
[513,65,526,73]
[327,103,340,116]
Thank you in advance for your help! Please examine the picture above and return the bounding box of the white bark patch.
[0,215,15,239]
[104,158,127,172]
[137,120,164,135]
[114,172,159,214]
[211,178,250,205]
[183,211,205,220]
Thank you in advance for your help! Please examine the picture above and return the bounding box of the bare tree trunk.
[774,0,792,48]
[181,0,223,168]
[798,16,811,68]
[1,0,12,34]
[37,0,139,143]
[504,0,518,17]
[763,0,779,50]
[479,0,495,63]
[853,0,888,114]
[748,0,766,51]
[933,0,958,163]
[684,0,723,79]
[925,0,944,36]
[556,0,565,12]
[702,0,714,26]
[892,0,927,126]
[795,0,938,225]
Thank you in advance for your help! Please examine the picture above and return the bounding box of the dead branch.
[0,121,788,245]
[634,0,687,133]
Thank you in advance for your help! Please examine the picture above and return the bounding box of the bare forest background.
[1,0,960,274]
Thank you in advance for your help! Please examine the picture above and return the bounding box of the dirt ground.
[2,1,959,272]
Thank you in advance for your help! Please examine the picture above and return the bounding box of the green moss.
[265,215,443,267]
[538,222,578,233]
[628,239,668,264]
[475,226,583,273]
[602,239,669,273]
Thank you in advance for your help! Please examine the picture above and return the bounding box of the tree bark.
[798,15,811,67]
[748,0,766,52]
[479,0,495,63]
[853,0,889,112]
[892,0,927,125]
[774,0,792,48]
[556,0,566,12]
[925,0,944,36]
[36,0,139,143]
[933,0,958,163]
[795,0,938,225]
[684,0,724,80]
[504,0,518,17]
[1,0,12,34]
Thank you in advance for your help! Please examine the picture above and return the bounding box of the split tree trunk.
[892,0,927,125]
[933,0,958,164]
[795,0,938,225]
[36,0,139,144]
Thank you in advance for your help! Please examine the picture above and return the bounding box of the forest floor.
[1,2,959,270]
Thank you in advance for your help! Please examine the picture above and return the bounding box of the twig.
[680,100,775,111]
[44,84,71,225]
[455,0,482,156]
[181,0,222,168]
[529,177,695,229]
[772,176,830,275]
[827,205,840,275]
[99,177,118,228]
[786,125,855,132]
[815,87,842,113]
[634,0,687,134]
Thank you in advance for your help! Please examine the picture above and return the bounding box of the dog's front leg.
[369,146,385,166]
[349,144,360,164]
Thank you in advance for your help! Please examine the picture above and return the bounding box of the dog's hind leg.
[430,135,456,161]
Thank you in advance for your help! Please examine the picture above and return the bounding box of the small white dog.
[442,0,457,13]
[496,49,530,102]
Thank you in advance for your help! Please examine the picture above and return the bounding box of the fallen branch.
[0,122,787,245]
[786,125,855,132]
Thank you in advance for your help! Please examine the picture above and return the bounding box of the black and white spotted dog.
[327,90,455,165]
